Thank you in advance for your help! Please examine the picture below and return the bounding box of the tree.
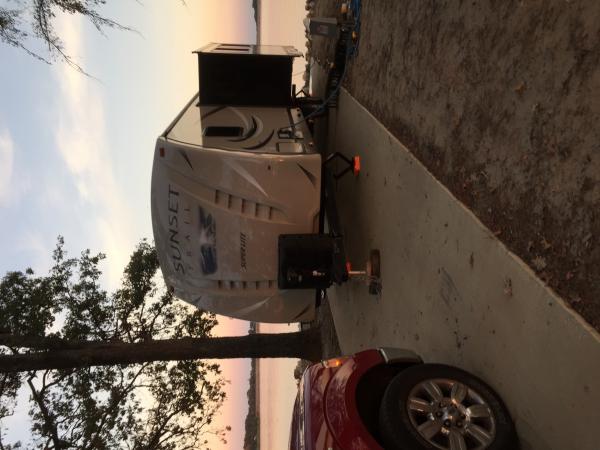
[0,0,131,71]
[0,239,230,449]
[0,238,321,449]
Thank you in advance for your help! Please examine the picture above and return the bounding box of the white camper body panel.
[151,95,321,322]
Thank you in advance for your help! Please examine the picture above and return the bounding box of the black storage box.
[195,43,301,107]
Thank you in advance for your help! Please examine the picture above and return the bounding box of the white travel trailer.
[151,43,344,323]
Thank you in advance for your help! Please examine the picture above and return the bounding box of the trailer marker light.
[159,147,165,157]
[322,356,350,368]
[352,156,361,176]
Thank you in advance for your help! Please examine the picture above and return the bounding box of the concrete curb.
[326,88,600,450]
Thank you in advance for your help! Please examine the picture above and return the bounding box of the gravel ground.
[309,0,600,330]
[294,295,341,382]
[310,294,342,359]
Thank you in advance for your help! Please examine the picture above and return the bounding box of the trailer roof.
[194,43,302,57]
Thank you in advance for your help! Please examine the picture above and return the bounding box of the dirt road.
[311,0,600,330]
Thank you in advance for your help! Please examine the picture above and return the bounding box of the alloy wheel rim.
[406,378,496,450]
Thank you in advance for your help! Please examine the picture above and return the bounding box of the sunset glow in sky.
[0,1,256,447]
[1,0,311,446]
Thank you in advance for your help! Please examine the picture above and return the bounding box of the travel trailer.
[151,43,371,323]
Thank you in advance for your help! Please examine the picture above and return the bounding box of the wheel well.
[355,362,420,447]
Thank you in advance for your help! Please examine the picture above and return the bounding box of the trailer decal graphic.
[240,232,248,271]
[229,116,258,142]
[167,185,185,274]
[198,206,217,275]
[177,149,193,170]
[242,130,274,150]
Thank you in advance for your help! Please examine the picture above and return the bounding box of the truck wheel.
[378,364,518,450]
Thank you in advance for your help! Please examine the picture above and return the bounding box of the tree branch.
[0,330,322,373]
[27,376,63,449]
[0,333,90,350]
[82,364,148,450]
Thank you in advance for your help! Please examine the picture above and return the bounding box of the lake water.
[257,323,301,450]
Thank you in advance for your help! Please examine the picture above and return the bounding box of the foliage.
[242,358,258,450]
[0,0,130,72]
[0,238,228,450]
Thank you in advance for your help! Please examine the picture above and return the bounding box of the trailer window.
[203,126,244,137]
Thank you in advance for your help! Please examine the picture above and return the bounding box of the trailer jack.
[347,250,382,295]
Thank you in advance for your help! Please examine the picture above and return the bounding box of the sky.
[0,0,256,448]
[0,0,310,448]
[0,0,255,286]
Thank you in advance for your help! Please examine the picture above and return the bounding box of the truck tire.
[378,364,519,450]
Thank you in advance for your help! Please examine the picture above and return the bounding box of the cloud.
[15,230,55,273]
[0,126,15,206]
[51,15,135,288]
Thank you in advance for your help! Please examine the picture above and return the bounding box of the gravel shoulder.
[310,295,342,359]
[310,0,600,330]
